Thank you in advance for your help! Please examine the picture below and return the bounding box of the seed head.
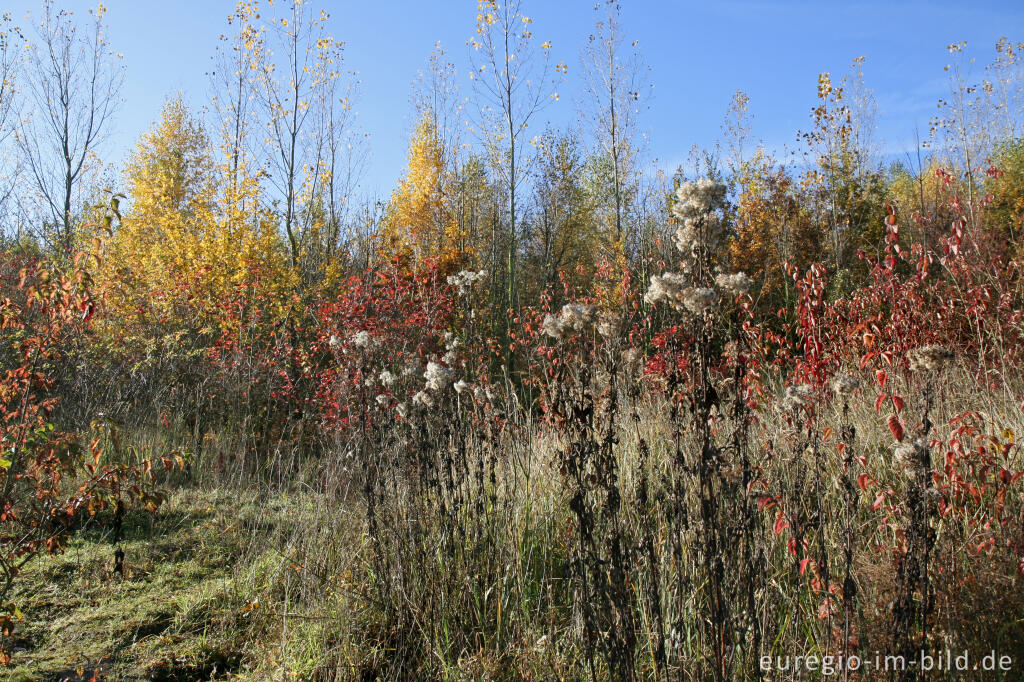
[714,271,753,297]
[597,313,621,340]
[832,374,861,397]
[424,362,454,392]
[783,384,814,410]
[446,269,488,295]
[351,330,375,350]
[908,344,953,372]
[682,287,718,315]
[542,303,596,339]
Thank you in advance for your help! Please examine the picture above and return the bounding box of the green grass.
[6,489,266,681]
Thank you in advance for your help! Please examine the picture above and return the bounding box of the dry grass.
[9,363,1024,680]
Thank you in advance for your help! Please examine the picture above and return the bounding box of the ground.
[7,489,261,681]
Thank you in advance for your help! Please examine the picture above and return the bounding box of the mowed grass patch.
[4,487,290,681]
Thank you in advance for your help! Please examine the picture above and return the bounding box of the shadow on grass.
[5,488,283,682]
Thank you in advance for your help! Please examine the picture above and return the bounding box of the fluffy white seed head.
[715,272,753,297]
[424,362,454,392]
[672,179,726,219]
[908,345,953,372]
[782,384,814,411]
[682,287,718,315]
[542,303,596,340]
[597,313,621,340]
[832,374,861,397]
[446,269,488,295]
[644,272,689,310]
[351,331,375,350]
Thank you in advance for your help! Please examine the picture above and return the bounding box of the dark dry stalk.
[838,400,858,682]
[547,329,638,680]
[691,313,728,681]
[893,378,937,682]
[597,355,636,680]
[632,403,667,680]
[810,431,836,651]
[728,338,762,679]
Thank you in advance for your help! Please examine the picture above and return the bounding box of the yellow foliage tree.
[102,96,290,331]
[729,150,819,311]
[377,112,466,270]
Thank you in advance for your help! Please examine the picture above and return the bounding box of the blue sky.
[6,0,1022,197]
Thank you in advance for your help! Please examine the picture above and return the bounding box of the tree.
[309,56,362,270]
[453,153,499,273]
[886,156,958,253]
[932,39,1024,226]
[16,1,122,254]
[729,151,819,313]
[0,13,20,229]
[378,112,464,270]
[110,97,217,299]
[525,131,599,299]
[105,97,286,329]
[209,1,300,293]
[250,0,346,279]
[798,62,885,279]
[468,0,560,313]
[579,1,648,248]
[986,137,1024,255]
[210,1,262,208]
[413,42,462,176]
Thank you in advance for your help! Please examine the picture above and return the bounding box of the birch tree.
[0,13,21,228]
[251,0,345,276]
[468,0,560,312]
[16,1,123,253]
[579,0,648,248]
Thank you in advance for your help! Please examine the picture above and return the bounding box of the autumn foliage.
[2,2,1024,677]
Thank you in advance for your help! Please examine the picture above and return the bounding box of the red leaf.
[888,415,905,442]
[891,395,905,413]
[857,473,872,491]
[875,369,887,388]
[773,514,789,537]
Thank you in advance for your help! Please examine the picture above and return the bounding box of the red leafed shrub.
[206,259,459,452]
[789,199,1024,388]
[0,249,160,661]
[310,261,457,436]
